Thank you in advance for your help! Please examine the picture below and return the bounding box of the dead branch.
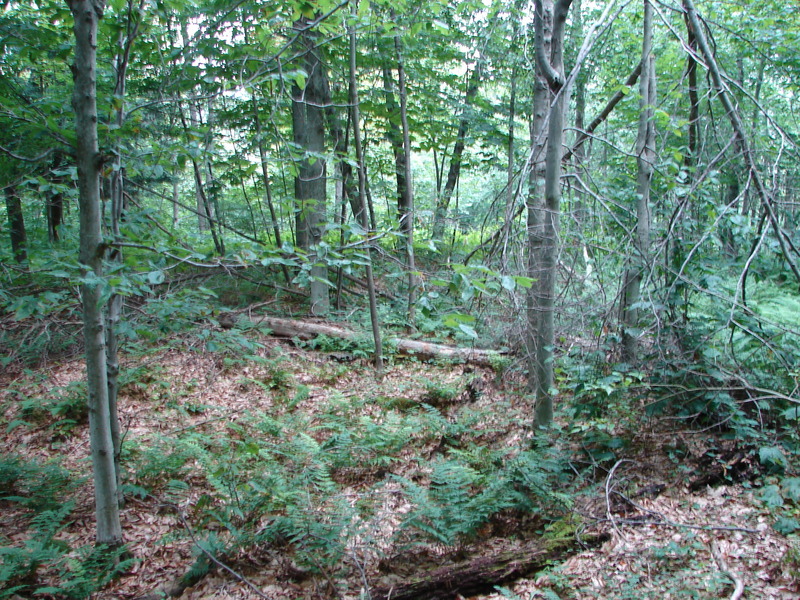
[710,541,745,600]
[250,315,508,369]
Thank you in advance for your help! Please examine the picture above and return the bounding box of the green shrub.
[0,453,76,512]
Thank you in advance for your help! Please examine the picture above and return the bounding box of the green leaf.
[773,517,800,535]
[458,324,478,339]
[500,275,515,292]
[782,477,800,502]
[759,484,784,508]
[759,446,788,470]
[513,276,534,289]
[147,270,165,285]
[442,313,476,327]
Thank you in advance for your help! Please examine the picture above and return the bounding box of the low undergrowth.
[1,317,797,599]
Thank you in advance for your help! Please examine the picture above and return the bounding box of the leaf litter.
[0,332,797,599]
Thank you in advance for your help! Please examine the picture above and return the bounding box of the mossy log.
[251,316,507,369]
[370,533,606,600]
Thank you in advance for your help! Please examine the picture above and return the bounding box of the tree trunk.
[531,0,573,428]
[348,1,383,372]
[393,25,417,327]
[683,0,800,287]
[252,96,291,283]
[5,184,27,263]
[432,63,482,241]
[292,18,330,316]
[382,63,411,238]
[525,0,552,419]
[46,152,65,242]
[620,0,655,362]
[106,7,142,508]
[67,0,123,547]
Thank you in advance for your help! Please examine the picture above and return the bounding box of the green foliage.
[301,333,375,360]
[396,447,569,546]
[422,377,462,405]
[0,500,133,600]
[566,354,645,420]
[0,453,76,512]
[0,503,74,599]
[123,385,568,576]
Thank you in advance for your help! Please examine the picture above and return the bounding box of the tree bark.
[382,63,411,237]
[620,0,655,362]
[46,153,66,242]
[531,0,573,428]
[348,0,383,372]
[526,0,553,424]
[292,17,330,316]
[4,184,27,263]
[370,533,606,600]
[251,316,507,368]
[106,1,142,508]
[67,0,123,547]
[392,22,417,327]
[432,62,482,241]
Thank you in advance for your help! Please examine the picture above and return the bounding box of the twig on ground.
[166,503,270,599]
[168,410,246,435]
[710,541,745,600]
[580,508,759,535]
[605,459,632,543]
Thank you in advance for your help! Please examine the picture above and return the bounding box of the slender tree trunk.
[349,1,383,372]
[5,185,27,263]
[525,1,552,414]
[252,96,291,283]
[47,152,65,242]
[202,99,225,253]
[570,0,591,272]
[106,4,142,507]
[67,0,123,547]
[532,0,573,428]
[620,0,655,363]
[382,64,411,238]
[172,165,180,227]
[292,18,330,316]
[432,63,482,241]
[501,73,517,269]
[684,0,800,287]
[393,25,417,327]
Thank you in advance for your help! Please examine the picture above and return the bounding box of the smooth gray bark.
[393,27,417,327]
[531,0,573,428]
[348,1,383,372]
[525,0,552,418]
[292,18,330,316]
[620,0,655,362]
[67,0,123,547]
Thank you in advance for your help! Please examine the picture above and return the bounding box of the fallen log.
[370,533,607,600]
[250,316,507,369]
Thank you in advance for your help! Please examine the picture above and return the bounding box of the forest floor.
[1,325,798,600]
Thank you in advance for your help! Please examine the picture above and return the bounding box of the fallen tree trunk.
[250,316,507,369]
[370,533,606,600]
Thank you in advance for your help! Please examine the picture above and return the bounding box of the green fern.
[0,502,73,598]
